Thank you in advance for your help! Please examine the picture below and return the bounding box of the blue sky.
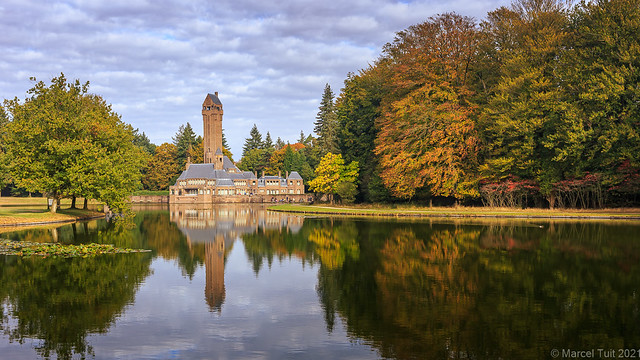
[0,0,510,156]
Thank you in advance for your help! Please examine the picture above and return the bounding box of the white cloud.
[0,0,512,155]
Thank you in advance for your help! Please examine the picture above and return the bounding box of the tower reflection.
[169,204,304,312]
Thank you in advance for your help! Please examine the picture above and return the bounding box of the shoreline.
[0,213,106,228]
[267,204,640,221]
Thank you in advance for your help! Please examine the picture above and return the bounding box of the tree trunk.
[70,196,77,209]
[547,193,556,209]
[83,198,88,210]
[50,198,58,213]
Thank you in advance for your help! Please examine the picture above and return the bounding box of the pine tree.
[314,84,339,155]
[172,123,198,168]
[242,124,263,158]
[264,132,274,150]
[275,137,285,150]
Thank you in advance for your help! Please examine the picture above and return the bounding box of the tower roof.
[206,93,222,106]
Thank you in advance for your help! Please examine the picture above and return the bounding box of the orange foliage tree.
[375,13,481,200]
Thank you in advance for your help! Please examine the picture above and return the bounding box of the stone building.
[169,93,307,204]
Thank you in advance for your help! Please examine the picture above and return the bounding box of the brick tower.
[202,92,224,168]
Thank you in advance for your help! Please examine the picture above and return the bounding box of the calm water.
[1,205,640,359]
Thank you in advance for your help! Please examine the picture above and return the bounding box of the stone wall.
[170,194,312,204]
[130,195,170,204]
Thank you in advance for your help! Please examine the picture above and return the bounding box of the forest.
[330,0,640,208]
[139,0,640,208]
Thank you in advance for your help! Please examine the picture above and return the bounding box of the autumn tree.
[308,153,359,204]
[375,13,481,201]
[3,74,146,213]
[142,143,180,190]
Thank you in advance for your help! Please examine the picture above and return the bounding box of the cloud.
[0,0,511,155]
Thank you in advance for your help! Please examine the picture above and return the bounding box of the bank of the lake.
[0,197,104,227]
[269,203,640,220]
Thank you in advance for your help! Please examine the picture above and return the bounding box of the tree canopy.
[3,74,146,212]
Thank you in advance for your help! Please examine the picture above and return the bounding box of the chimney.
[278,171,281,178]
[261,170,264,178]
[186,156,191,170]
[215,91,218,96]
[286,171,289,178]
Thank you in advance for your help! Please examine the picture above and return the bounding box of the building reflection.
[169,204,305,312]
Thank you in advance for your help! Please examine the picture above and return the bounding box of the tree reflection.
[0,253,152,360]
[317,220,640,359]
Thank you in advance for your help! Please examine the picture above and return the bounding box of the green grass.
[268,204,640,220]
[0,197,104,226]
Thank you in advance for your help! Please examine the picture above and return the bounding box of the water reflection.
[2,207,640,359]
[0,253,152,360]
[168,204,307,313]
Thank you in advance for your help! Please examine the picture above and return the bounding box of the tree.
[143,143,180,190]
[479,0,581,207]
[336,67,390,202]
[221,128,234,162]
[3,74,146,213]
[242,124,263,158]
[308,153,359,204]
[0,105,10,190]
[375,13,481,201]
[172,123,198,169]
[187,135,204,164]
[264,132,274,150]
[314,84,339,155]
[275,137,285,150]
[237,148,270,174]
[132,129,156,155]
[565,0,640,175]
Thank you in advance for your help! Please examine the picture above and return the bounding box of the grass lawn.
[0,197,104,226]
[268,203,640,220]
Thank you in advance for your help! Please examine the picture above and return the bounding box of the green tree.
[3,74,146,213]
[314,84,339,155]
[132,129,156,155]
[565,0,640,175]
[143,143,180,190]
[0,105,10,190]
[238,148,270,174]
[275,136,285,150]
[242,124,263,158]
[480,0,582,207]
[264,131,274,150]
[172,123,198,169]
[336,67,391,202]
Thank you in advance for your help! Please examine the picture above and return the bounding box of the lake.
[1,204,640,359]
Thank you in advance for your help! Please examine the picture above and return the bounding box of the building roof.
[288,171,303,180]
[207,93,222,105]
[215,148,223,155]
[176,158,258,182]
[216,179,235,187]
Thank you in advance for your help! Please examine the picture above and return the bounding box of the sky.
[0,0,510,156]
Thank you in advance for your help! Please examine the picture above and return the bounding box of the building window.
[206,189,210,194]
